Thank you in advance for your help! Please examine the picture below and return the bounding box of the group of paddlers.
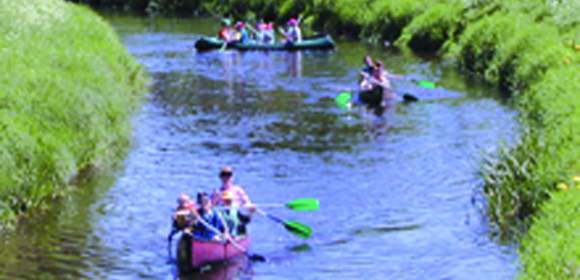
[218,17,302,44]
[168,166,255,244]
[359,55,402,106]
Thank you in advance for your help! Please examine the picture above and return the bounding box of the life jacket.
[220,207,240,235]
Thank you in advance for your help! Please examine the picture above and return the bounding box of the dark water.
[0,16,519,279]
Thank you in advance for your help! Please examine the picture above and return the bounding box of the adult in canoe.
[359,57,405,107]
[218,18,235,43]
[211,166,254,209]
[233,21,250,44]
[360,61,394,104]
[281,18,302,43]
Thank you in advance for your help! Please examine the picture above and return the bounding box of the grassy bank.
[0,0,146,227]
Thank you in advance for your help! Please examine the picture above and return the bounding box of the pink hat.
[287,18,298,26]
[235,21,245,29]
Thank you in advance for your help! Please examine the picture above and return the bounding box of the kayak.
[177,234,250,272]
[194,34,336,51]
[358,86,384,107]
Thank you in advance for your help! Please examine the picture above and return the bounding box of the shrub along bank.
[0,0,146,226]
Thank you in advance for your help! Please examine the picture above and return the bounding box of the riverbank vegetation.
[32,0,580,278]
[0,0,146,227]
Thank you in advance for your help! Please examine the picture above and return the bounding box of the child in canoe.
[193,192,226,241]
[219,191,254,236]
[167,193,198,254]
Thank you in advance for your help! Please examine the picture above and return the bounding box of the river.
[0,15,518,280]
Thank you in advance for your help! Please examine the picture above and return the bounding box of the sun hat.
[235,21,245,29]
[287,18,298,26]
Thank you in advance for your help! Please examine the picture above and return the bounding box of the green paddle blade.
[284,221,312,239]
[416,80,436,89]
[286,198,320,211]
[335,91,352,109]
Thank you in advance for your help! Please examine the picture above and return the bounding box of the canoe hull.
[358,86,384,107]
[177,234,250,272]
[195,35,336,51]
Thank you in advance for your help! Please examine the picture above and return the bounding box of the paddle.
[335,90,419,108]
[411,79,437,89]
[218,40,228,52]
[258,198,320,212]
[197,213,266,262]
[256,208,312,239]
[335,91,353,109]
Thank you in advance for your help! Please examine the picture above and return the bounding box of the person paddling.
[218,18,235,42]
[265,22,276,44]
[255,20,267,43]
[281,18,302,44]
[193,192,225,241]
[360,59,399,105]
[211,166,254,210]
[234,21,250,43]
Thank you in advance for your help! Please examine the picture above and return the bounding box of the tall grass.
[519,186,580,280]
[0,0,146,226]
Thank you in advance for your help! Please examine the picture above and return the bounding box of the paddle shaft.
[256,208,286,223]
[195,213,253,258]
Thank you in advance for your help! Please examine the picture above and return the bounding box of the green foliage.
[0,0,146,226]
[397,1,465,53]
[448,12,568,92]
[481,65,580,236]
[519,187,580,280]
[361,0,426,42]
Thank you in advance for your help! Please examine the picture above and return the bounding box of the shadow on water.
[0,15,519,280]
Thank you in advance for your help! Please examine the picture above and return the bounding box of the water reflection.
[287,52,302,78]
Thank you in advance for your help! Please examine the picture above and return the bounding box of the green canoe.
[194,35,336,51]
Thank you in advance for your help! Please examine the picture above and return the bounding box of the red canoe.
[177,234,250,271]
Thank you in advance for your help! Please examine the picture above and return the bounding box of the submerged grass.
[0,0,146,226]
